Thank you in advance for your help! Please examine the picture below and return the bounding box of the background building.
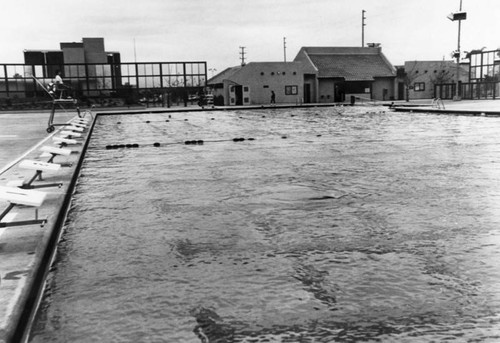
[208,46,398,106]
[398,60,469,100]
[463,48,500,99]
[294,46,396,102]
[0,37,207,108]
[207,62,314,106]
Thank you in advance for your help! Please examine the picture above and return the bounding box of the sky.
[1,0,498,76]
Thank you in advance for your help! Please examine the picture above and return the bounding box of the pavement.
[0,99,499,343]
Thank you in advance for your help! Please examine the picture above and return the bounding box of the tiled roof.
[309,54,395,80]
[302,47,396,81]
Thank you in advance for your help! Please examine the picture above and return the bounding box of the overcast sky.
[1,0,498,74]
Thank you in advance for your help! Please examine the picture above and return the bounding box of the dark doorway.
[398,82,405,100]
[334,83,345,102]
[234,85,243,105]
[304,84,311,103]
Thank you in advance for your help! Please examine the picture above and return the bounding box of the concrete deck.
[391,98,500,116]
[0,99,499,342]
[0,108,94,343]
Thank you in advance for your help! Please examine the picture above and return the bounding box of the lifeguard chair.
[33,76,81,133]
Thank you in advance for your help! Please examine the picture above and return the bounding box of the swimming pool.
[29,107,500,342]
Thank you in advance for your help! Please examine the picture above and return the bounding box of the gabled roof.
[297,47,396,81]
[207,61,310,85]
[207,66,242,84]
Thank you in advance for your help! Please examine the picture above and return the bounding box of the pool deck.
[0,99,499,342]
[390,98,500,116]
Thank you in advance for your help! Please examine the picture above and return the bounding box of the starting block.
[53,136,79,145]
[17,159,63,187]
[60,130,82,138]
[67,125,84,132]
[19,159,61,172]
[73,118,89,123]
[0,186,48,227]
[40,145,73,156]
[0,186,46,207]
[70,122,87,128]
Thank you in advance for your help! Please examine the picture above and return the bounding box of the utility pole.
[239,46,246,66]
[283,37,287,62]
[361,10,366,47]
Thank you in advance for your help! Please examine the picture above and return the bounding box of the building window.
[285,85,298,95]
[414,82,425,91]
[263,85,269,88]
[271,72,275,75]
[260,72,264,75]
[243,86,249,92]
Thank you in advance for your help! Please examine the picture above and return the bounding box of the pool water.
[29,107,500,342]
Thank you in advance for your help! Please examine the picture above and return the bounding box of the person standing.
[271,90,276,105]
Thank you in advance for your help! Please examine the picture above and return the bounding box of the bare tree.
[402,61,419,102]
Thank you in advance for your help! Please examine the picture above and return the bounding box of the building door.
[334,83,345,102]
[304,84,311,103]
[398,82,405,100]
[235,85,243,105]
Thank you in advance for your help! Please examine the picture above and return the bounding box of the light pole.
[448,0,466,101]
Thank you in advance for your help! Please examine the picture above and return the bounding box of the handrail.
[431,98,446,110]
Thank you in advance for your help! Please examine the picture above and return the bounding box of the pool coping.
[391,105,500,116]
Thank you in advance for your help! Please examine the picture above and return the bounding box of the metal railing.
[0,61,207,104]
